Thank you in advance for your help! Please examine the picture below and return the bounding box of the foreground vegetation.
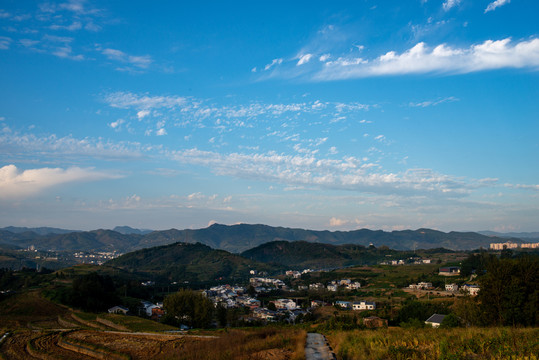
[327,327,539,360]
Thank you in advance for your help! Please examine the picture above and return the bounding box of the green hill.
[241,240,401,269]
[106,242,278,282]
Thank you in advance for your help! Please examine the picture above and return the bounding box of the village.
[111,258,481,329]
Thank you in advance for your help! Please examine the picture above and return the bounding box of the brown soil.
[66,330,206,359]
[251,348,294,360]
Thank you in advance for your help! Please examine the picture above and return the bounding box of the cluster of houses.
[303,279,361,292]
[408,282,479,296]
[249,277,287,291]
[203,284,261,309]
[380,258,432,266]
[285,269,314,278]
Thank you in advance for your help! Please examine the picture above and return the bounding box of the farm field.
[326,327,539,360]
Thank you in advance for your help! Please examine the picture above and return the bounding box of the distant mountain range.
[1,223,534,253]
[478,231,539,241]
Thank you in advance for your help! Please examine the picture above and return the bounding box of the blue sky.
[0,0,538,232]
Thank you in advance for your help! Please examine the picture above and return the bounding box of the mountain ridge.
[0,223,532,253]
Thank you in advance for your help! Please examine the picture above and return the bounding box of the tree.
[71,272,118,312]
[478,255,538,326]
[163,289,213,328]
[440,313,460,328]
[267,301,277,311]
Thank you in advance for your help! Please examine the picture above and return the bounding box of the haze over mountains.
[0,223,531,253]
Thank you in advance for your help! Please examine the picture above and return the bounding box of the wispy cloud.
[0,164,120,199]
[297,53,313,66]
[504,183,539,191]
[100,47,152,70]
[0,36,12,50]
[264,58,283,71]
[0,129,144,161]
[443,0,461,11]
[170,148,475,196]
[485,0,511,13]
[409,96,459,107]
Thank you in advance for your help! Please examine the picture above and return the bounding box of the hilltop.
[106,241,278,283]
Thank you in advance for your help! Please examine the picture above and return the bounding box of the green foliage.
[397,300,450,324]
[163,289,213,328]
[460,251,494,277]
[440,313,461,328]
[107,242,276,283]
[70,272,119,312]
[478,255,539,326]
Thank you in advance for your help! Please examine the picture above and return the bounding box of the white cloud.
[409,96,459,107]
[52,45,84,60]
[108,119,125,129]
[319,54,331,62]
[105,92,187,110]
[264,58,283,71]
[314,38,539,80]
[297,53,313,66]
[443,0,461,11]
[0,36,12,50]
[50,21,82,31]
[0,164,120,199]
[485,0,510,13]
[156,128,167,136]
[137,110,150,119]
[504,183,539,191]
[170,148,475,196]
[329,217,348,227]
[0,130,144,160]
[101,48,152,69]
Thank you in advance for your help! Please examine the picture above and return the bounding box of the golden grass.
[326,327,539,360]
[176,327,306,360]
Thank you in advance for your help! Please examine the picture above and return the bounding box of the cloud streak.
[485,0,511,13]
[260,38,539,81]
[170,148,475,196]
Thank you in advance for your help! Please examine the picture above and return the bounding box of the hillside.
[241,240,412,269]
[0,223,527,253]
[106,242,278,282]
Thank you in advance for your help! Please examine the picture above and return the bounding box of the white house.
[335,301,352,309]
[462,284,480,296]
[327,284,338,292]
[445,284,458,292]
[353,301,376,310]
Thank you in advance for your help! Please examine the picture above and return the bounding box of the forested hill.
[0,223,525,253]
[106,242,278,283]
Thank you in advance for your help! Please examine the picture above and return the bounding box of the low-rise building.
[462,284,480,296]
[352,301,376,310]
[335,301,352,309]
[425,314,446,328]
[445,283,459,292]
[327,284,338,292]
[439,266,461,276]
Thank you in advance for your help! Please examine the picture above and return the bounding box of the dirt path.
[305,333,336,360]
